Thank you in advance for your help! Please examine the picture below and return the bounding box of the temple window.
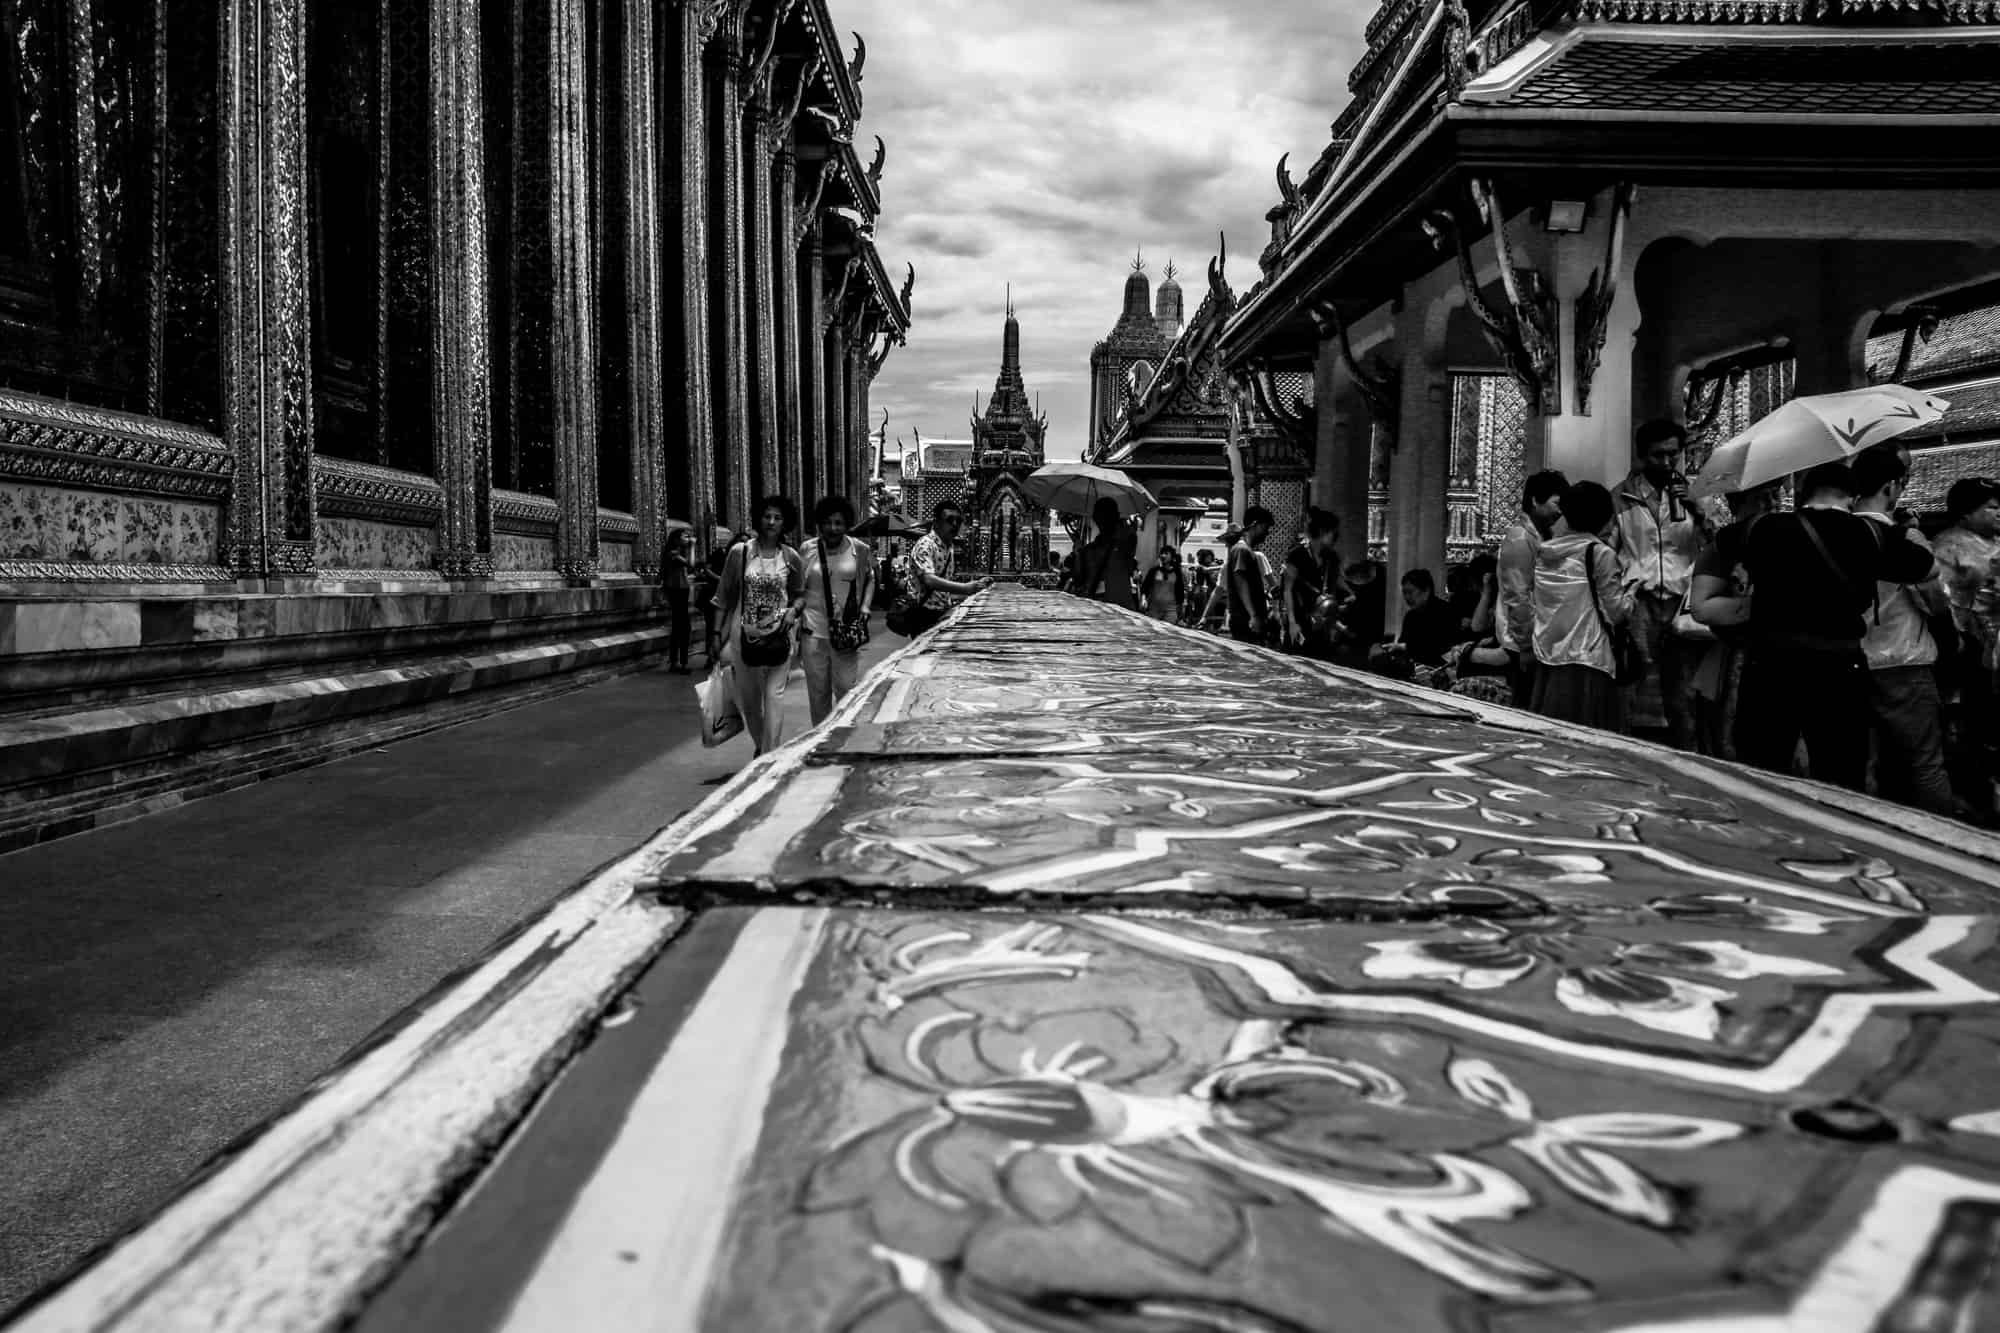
[306,0,436,476]
[0,0,220,427]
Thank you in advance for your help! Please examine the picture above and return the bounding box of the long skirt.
[1533,662,1626,734]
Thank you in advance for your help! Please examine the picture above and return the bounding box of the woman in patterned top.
[713,495,805,756]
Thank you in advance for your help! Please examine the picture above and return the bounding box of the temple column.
[1386,290,1451,635]
[709,15,750,528]
[549,0,597,583]
[676,2,718,551]
[431,0,495,580]
[221,0,315,582]
[824,321,846,500]
[845,338,864,501]
[800,219,825,505]
[774,136,803,506]
[745,88,781,502]
[1545,188,1643,486]
[622,0,666,579]
[1313,343,1372,569]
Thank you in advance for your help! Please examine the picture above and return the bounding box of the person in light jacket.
[1496,469,1568,707]
[1531,481,1634,733]
[1609,420,1704,746]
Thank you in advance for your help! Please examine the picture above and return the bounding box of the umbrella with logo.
[1689,384,1951,498]
[1022,461,1157,518]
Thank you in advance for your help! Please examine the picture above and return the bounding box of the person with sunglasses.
[907,501,992,617]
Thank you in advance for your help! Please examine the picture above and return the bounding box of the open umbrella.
[852,509,926,538]
[1023,461,1157,518]
[1690,384,1951,498]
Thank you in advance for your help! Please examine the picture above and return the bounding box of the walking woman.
[662,528,693,674]
[1530,481,1634,732]
[714,495,804,756]
[801,495,876,725]
[1075,496,1140,609]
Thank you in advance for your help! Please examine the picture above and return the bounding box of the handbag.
[1584,542,1646,686]
[695,663,744,748]
[736,547,792,668]
[821,539,872,653]
[1670,583,1716,642]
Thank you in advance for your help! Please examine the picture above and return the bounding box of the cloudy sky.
[843,0,1373,464]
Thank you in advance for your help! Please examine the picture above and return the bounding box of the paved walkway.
[16,591,2000,1332]
[0,627,897,1318]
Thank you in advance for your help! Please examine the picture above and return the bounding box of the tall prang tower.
[1086,251,1173,460]
[967,289,1051,577]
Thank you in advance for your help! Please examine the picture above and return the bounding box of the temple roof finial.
[1164,258,1179,283]
[1005,282,1014,318]
[1131,248,1146,273]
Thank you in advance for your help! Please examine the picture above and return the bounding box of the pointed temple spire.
[1155,258,1184,335]
[1122,248,1152,319]
[984,287,1030,424]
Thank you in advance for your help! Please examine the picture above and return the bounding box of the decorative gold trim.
[0,560,233,582]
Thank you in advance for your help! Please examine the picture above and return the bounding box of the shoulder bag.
[1585,541,1645,686]
[737,547,792,668]
[1838,516,1962,670]
[821,539,872,654]
[886,545,947,638]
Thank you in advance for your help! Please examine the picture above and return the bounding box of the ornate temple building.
[1217,0,2000,618]
[0,0,910,849]
[1088,244,1315,564]
[902,300,1054,578]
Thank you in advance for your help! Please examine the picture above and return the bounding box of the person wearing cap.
[1932,476,2000,816]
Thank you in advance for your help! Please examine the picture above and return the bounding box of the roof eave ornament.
[849,30,866,107]
[900,261,915,315]
[1574,183,1637,417]
[867,134,886,188]
[1310,297,1400,450]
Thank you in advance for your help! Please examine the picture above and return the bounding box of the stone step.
[0,627,668,855]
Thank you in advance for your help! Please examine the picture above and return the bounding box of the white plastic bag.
[696,662,744,748]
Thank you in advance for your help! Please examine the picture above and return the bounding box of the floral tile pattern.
[314,516,437,571]
[0,481,218,564]
[494,532,556,572]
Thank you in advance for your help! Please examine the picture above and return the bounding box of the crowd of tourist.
[1058,419,2000,825]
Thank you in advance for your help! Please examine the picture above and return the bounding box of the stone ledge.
[0,584,661,659]
[0,627,668,852]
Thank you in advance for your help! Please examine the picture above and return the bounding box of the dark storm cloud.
[842,0,1372,462]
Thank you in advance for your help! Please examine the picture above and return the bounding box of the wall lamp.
[1544,200,1589,233]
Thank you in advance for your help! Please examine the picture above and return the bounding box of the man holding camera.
[1610,419,1706,747]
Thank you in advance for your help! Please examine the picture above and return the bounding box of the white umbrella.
[1690,384,1950,498]
[1022,461,1157,518]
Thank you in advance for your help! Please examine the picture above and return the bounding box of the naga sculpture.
[850,31,866,102]
[794,163,831,245]
[774,48,822,135]
[1423,185,1559,417]
[1573,183,1636,416]
[867,135,885,189]
[1310,298,1401,450]
[899,262,915,315]
[1261,155,1303,276]
[1442,0,1475,101]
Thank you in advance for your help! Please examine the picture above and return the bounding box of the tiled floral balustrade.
[315,517,438,572]
[0,483,221,567]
